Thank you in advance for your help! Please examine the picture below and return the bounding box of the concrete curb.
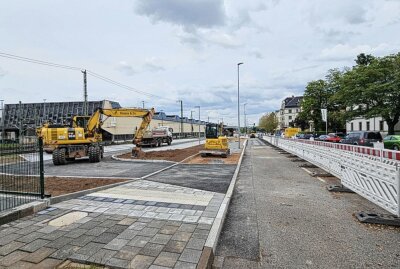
[111,155,177,164]
[198,140,248,269]
[0,200,49,225]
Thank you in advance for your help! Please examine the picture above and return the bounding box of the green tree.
[337,53,400,134]
[259,112,278,133]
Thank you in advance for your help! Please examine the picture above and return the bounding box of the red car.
[325,133,342,143]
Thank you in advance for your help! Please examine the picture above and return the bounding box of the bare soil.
[117,145,204,162]
[45,177,127,197]
[184,153,241,164]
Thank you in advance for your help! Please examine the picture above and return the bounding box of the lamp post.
[0,100,4,141]
[243,103,247,136]
[190,110,195,137]
[195,106,200,145]
[237,62,243,149]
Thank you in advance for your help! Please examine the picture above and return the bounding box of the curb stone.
[0,200,49,225]
[197,140,248,269]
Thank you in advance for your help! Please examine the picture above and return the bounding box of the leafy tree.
[337,53,400,134]
[259,112,278,133]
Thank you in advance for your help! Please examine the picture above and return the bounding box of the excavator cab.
[200,123,230,158]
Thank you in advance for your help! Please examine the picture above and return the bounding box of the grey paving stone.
[168,203,180,208]
[69,235,95,247]
[129,222,147,231]
[192,205,206,211]
[133,205,146,210]
[198,217,214,225]
[201,211,218,218]
[186,238,206,250]
[196,223,212,231]
[174,261,197,269]
[160,225,179,235]
[148,220,167,229]
[113,245,141,260]
[139,243,164,257]
[69,252,90,263]
[149,265,171,269]
[178,204,193,209]
[181,209,196,216]
[7,260,35,269]
[15,232,43,244]
[106,224,129,234]
[145,201,157,206]
[29,258,63,269]
[169,209,183,214]
[154,251,180,267]
[178,248,202,264]
[191,229,209,240]
[98,219,119,228]
[15,220,36,229]
[143,212,158,218]
[20,239,50,253]
[0,241,25,256]
[39,230,67,241]
[64,228,88,239]
[155,213,172,220]
[182,216,200,223]
[22,247,56,264]
[106,257,130,269]
[178,224,197,233]
[155,207,170,213]
[92,232,118,244]
[46,236,73,249]
[0,250,30,267]
[128,236,152,248]
[166,221,182,227]
[87,248,116,264]
[150,234,172,245]
[169,214,185,221]
[104,238,129,251]
[59,223,80,232]
[129,254,155,269]
[37,226,58,234]
[156,202,170,207]
[163,240,187,254]
[117,229,138,240]
[135,200,146,205]
[138,227,159,237]
[171,232,192,242]
[129,210,145,217]
[137,217,153,223]
[84,226,108,236]
[75,242,104,257]
[107,214,126,221]
[0,233,21,247]
[79,220,102,230]
[49,244,80,260]
[118,217,137,226]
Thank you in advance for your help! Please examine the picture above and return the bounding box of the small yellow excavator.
[38,107,154,165]
[200,122,230,158]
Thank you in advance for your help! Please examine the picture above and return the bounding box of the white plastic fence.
[263,136,400,217]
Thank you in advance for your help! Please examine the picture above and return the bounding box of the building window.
[379,121,384,131]
[288,109,292,113]
[288,116,292,120]
[366,121,370,131]
[359,122,362,131]
[351,123,353,131]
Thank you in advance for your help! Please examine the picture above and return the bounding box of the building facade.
[346,117,400,136]
[278,96,303,129]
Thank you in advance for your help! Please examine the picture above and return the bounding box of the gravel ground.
[215,138,400,269]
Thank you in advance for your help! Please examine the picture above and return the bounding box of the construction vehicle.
[200,122,230,158]
[38,107,154,165]
[137,126,173,147]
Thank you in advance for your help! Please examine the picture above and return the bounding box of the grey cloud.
[249,49,264,59]
[116,62,137,76]
[116,59,165,76]
[135,0,226,29]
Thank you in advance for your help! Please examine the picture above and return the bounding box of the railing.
[263,136,400,217]
[0,138,45,212]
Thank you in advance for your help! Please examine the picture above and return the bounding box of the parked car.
[315,135,329,141]
[383,135,400,151]
[325,133,342,143]
[340,131,383,147]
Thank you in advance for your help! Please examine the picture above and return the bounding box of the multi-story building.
[346,117,400,136]
[278,96,303,129]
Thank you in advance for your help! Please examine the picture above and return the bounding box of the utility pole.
[244,103,247,135]
[178,100,183,139]
[237,63,243,149]
[190,110,194,137]
[19,101,23,143]
[142,101,145,109]
[195,106,201,145]
[42,99,46,124]
[82,70,88,116]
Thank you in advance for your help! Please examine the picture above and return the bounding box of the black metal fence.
[0,138,45,212]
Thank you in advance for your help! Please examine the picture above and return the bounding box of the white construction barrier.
[263,136,400,217]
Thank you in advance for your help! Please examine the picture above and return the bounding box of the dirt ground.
[184,153,241,164]
[45,177,127,197]
[117,145,204,162]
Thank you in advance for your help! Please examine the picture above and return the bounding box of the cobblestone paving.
[0,180,225,268]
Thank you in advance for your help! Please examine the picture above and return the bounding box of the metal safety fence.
[264,136,400,217]
[0,138,45,212]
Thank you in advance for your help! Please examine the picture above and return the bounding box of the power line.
[0,52,176,102]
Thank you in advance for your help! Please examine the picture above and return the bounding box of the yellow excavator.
[200,122,230,158]
[38,107,154,165]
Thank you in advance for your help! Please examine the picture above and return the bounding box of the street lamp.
[190,110,195,137]
[195,106,201,145]
[237,62,243,149]
[0,100,4,141]
[243,103,247,136]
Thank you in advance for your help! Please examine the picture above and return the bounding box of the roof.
[283,96,303,108]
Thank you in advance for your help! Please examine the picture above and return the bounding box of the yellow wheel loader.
[200,123,230,158]
[38,107,154,165]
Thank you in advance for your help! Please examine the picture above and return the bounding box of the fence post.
[38,137,45,199]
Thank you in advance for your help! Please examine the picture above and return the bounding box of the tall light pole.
[195,106,201,145]
[244,103,247,135]
[0,100,4,141]
[142,101,145,109]
[160,110,164,126]
[177,100,183,139]
[237,62,243,149]
[190,110,195,137]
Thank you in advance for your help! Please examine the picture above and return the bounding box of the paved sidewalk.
[0,179,225,268]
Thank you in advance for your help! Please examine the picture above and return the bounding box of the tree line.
[259,52,400,135]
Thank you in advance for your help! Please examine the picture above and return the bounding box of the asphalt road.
[145,164,236,193]
[215,138,400,268]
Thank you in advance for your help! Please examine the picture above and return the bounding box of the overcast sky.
[1,0,399,125]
